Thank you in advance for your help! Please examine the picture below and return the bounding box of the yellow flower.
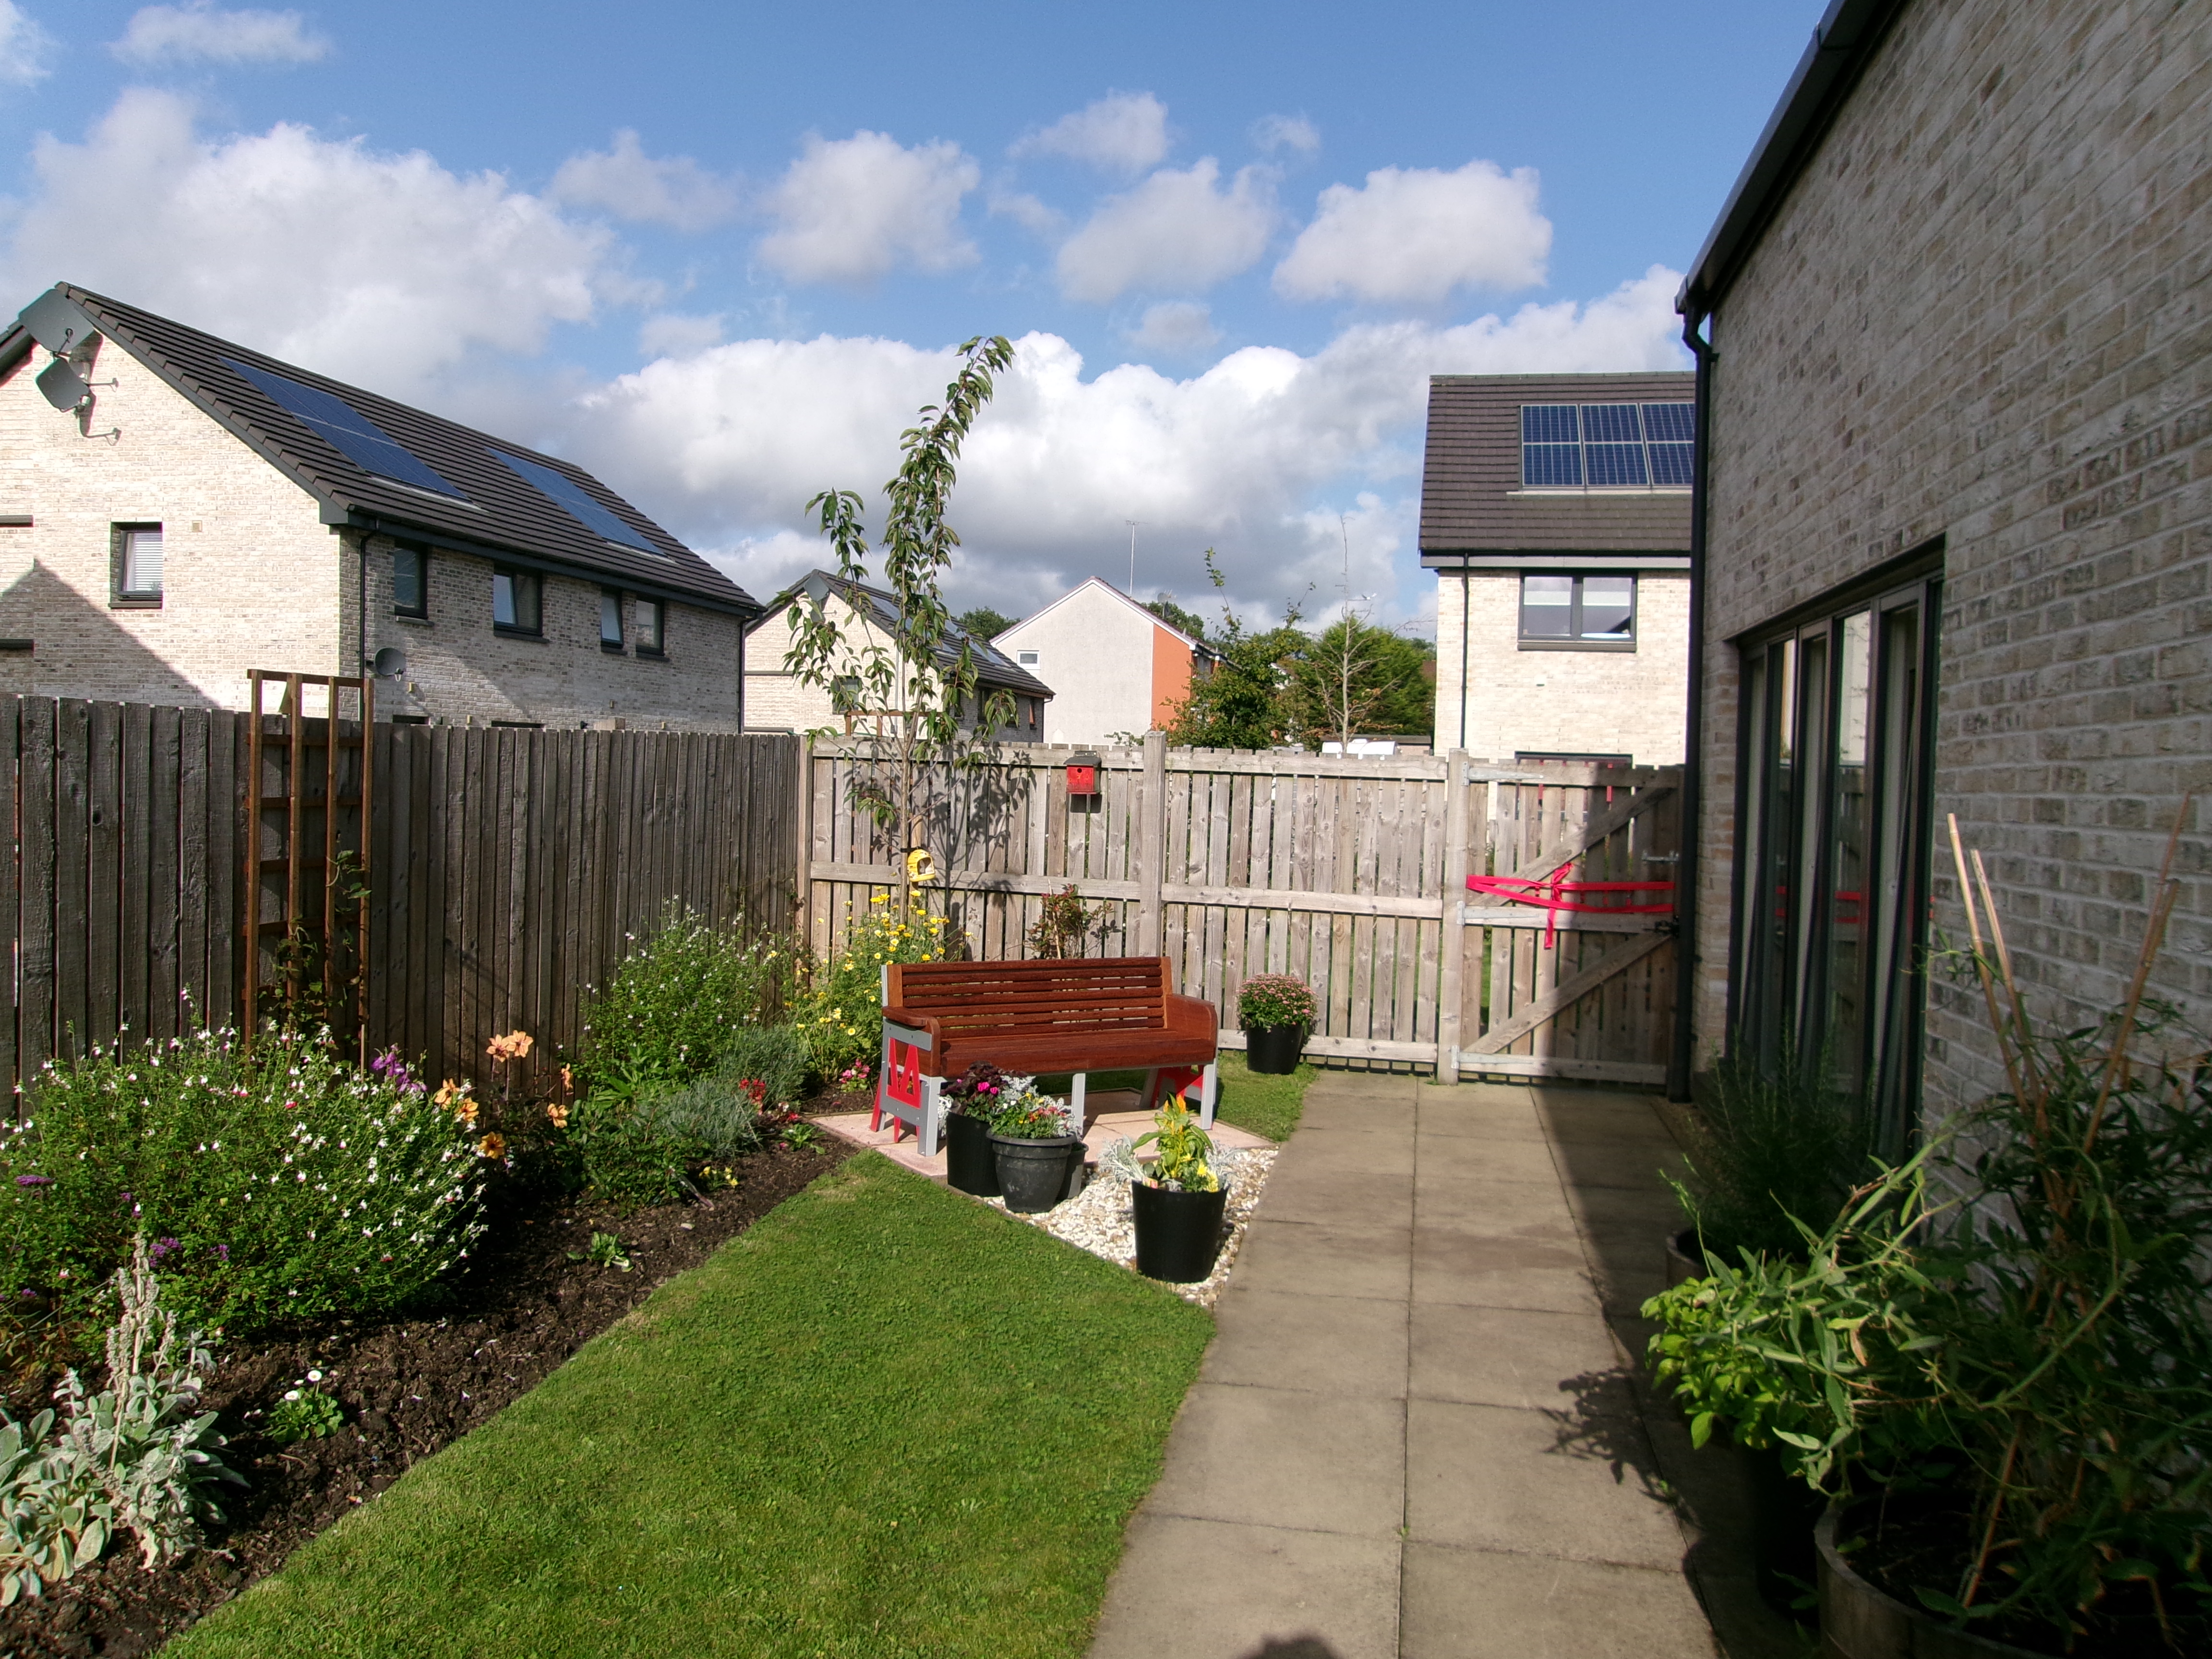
[476,1132,506,1159]
[545,1101,570,1129]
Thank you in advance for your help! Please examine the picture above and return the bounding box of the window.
[636,599,666,657]
[1518,574,1635,649]
[1519,402,1695,491]
[111,523,163,607]
[1731,565,1940,1160]
[392,543,428,618]
[600,589,625,651]
[492,568,541,635]
[1017,650,1039,666]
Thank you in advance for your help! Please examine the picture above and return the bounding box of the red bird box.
[1066,752,1101,796]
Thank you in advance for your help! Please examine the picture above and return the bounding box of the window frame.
[392,541,429,620]
[110,522,165,609]
[492,566,543,637]
[1516,573,1638,652]
[635,597,667,658]
[599,587,626,653]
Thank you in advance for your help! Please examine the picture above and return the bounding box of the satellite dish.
[35,357,87,412]
[17,289,100,359]
[372,647,408,678]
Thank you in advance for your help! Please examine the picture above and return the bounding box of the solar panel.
[1578,403,1642,444]
[1641,402,1695,442]
[1523,444,1584,487]
[1649,443,1696,487]
[1585,443,1649,488]
[225,360,466,498]
[1521,405,1579,444]
[492,451,659,554]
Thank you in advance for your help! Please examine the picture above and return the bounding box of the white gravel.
[982,1146,1277,1310]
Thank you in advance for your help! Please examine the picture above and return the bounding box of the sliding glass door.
[1730,570,1939,1158]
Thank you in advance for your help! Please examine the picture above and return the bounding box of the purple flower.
[149,1237,180,1264]
[14,1174,52,1187]
[215,1243,230,1262]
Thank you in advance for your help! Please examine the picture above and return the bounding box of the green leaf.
[1689,1411,1716,1449]
[1913,1586,1971,1619]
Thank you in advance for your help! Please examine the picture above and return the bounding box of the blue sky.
[0,0,1823,628]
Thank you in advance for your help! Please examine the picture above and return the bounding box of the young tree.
[1160,552,1309,749]
[1287,617,1437,744]
[784,335,1017,920]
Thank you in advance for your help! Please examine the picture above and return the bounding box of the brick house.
[992,577,1214,744]
[743,570,1052,742]
[1675,0,2208,1145]
[0,283,759,728]
[1421,372,1695,764]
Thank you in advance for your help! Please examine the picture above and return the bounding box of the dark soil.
[1843,1492,2211,1659]
[0,1137,853,1659]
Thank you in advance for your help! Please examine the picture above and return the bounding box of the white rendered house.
[994,578,1214,744]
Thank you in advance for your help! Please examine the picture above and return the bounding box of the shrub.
[715,1024,809,1111]
[1028,885,1105,959]
[1,1238,244,1604]
[1672,1044,1869,1264]
[1237,974,1315,1030]
[577,903,790,1099]
[792,899,949,1084]
[557,1093,706,1212]
[0,1029,490,1336]
[636,1071,765,1163]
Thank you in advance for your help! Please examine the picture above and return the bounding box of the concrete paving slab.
[1411,1133,1563,1186]
[1264,1123,1419,1170]
[1207,1288,1411,1398]
[1230,1218,1414,1301]
[1408,1303,1629,1413]
[1411,1173,1582,1233]
[1409,1225,1602,1314]
[1250,1164,1417,1226]
[1089,1515,1401,1659]
[1142,1382,1406,1539]
[1403,1397,1685,1570]
[1399,1543,1719,1659]
[1543,1139,1694,1192]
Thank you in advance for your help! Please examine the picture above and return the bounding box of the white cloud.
[987,187,1063,238]
[1,90,613,395]
[637,312,724,358]
[1125,301,1219,354]
[571,265,1687,626]
[1056,159,1274,305]
[1013,91,1170,175]
[1274,159,1551,306]
[0,1,54,85]
[550,130,738,232]
[1251,114,1320,157]
[757,131,979,286]
[113,3,329,66]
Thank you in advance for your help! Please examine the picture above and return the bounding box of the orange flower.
[486,1030,534,1062]
[559,1064,575,1094]
[545,1101,570,1129]
[476,1132,506,1159]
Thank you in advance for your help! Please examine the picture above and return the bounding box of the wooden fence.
[804,736,1680,1085]
[0,696,801,1105]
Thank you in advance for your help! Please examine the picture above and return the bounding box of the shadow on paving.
[1535,1087,1815,1659]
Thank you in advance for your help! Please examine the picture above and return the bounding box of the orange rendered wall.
[1150,627,1190,731]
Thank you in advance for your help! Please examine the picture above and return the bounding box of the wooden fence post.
[1434,748,1471,1083]
[797,734,814,950]
[1136,731,1166,956]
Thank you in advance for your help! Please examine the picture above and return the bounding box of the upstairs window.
[1017,650,1039,666]
[1518,574,1636,649]
[493,568,541,636]
[112,523,163,608]
[392,543,428,618]
[636,599,666,657]
[600,589,625,651]
[1520,402,1695,490]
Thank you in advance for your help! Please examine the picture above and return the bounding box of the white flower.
[306,1369,322,1382]
[284,1389,301,1401]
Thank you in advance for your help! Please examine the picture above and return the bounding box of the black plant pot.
[1664,1226,1705,1289]
[991,1133,1084,1214]
[1746,1444,1825,1616]
[945,1112,1001,1197]
[1131,1180,1229,1282]
[1244,1023,1307,1075]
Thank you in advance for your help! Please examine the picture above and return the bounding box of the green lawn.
[1066,1053,1314,1145]
[167,1155,1214,1659]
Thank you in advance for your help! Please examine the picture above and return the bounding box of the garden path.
[1085,1075,1730,1659]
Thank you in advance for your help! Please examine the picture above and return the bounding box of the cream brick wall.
[0,336,744,727]
[743,591,1043,741]
[0,337,341,705]
[1691,0,2212,1116]
[354,535,742,731]
[1431,568,1688,763]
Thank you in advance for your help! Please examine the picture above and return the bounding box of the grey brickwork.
[1693,0,2212,1116]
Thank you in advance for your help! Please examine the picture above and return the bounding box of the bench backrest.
[885,957,1170,1038]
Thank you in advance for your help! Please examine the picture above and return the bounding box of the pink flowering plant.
[0,1028,488,1338]
[1237,974,1317,1031]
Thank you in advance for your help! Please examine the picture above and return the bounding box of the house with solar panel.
[1421,371,1695,765]
[743,570,1052,742]
[0,283,760,728]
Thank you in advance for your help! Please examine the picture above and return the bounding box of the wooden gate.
[804,738,1680,1086]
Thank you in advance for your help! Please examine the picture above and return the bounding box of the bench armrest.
[1164,992,1218,1042]
[881,1006,945,1042]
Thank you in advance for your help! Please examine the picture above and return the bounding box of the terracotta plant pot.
[1131,1180,1228,1282]
[1816,1508,2050,1659]
[1243,1023,1307,1075]
[944,1111,1001,1197]
[991,1133,1084,1214]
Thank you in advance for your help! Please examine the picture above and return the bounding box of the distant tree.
[1286,618,1437,743]
[1144,594,1208,641]
[956,605,1017,641]
[1160,553,1308,749]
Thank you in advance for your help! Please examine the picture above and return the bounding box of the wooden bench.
[876,956,1219,1156]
